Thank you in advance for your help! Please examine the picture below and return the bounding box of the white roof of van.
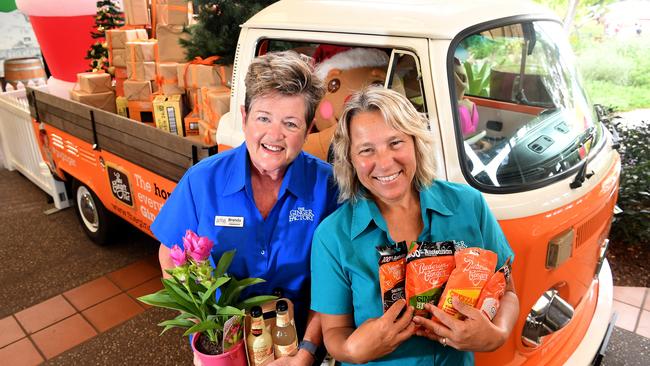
[244,0,559,40]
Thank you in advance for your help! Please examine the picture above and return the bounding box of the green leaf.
[137,293,195,315]
[214,306,245,317]
[162,279,199,314]
[183,320,223,337]
[236,295,277,310]
[158,319,195,329]
[200,276,231,304]
[214,249,236,278]
[218,277,266,306]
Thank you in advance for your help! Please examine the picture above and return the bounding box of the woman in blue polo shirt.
[311,87,519,365]
[152,51,338,365]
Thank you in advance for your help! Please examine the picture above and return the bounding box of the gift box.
[77,72,112,93]
[178,63,221,89]
[123,0,150,25]
[124,80,153,101]
[127,61,157,81]
[114,67,128,79]
[70,89,117,113]
[115,76,126,97]
[157,62,184,95]
[198,119,217,145]
[200,86,230,126]
[153,94,184,136]
[106,29,148,49]
[128,100,155,125]
[116,96,129,117]
[184,111,200,135]
[155,0,188,26]
[126,40,158,62]
[110,48,126,67]
[156,24,188,62]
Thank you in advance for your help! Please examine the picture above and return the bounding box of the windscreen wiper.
[570,128,596,189]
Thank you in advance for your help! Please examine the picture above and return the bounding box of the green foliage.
[85,1,124,72]
[599,107,650,245]
[464,62,490,97]
[180,0,277,64]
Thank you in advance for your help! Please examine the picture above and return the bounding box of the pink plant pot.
[192,335,247,366]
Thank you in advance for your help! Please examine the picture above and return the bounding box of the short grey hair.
[244,51,325,126]
[332,87,436,203]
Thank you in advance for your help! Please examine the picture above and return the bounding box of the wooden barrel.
[4,57,47,88]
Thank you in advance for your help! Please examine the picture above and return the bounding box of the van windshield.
[452,21,600,190]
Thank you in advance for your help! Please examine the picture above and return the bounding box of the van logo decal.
[108,165,134,207]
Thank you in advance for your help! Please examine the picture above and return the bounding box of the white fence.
[0,88,71,209]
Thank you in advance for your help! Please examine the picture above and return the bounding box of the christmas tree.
[181,0,277,64]
[85,0,125,72]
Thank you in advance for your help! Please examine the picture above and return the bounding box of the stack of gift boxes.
[70,0,230,145]
[70,72,116,113]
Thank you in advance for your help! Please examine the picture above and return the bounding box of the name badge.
[215,216,244,227]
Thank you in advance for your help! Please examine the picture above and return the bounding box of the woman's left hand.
[268,350,313,366]
[412,296,508,352]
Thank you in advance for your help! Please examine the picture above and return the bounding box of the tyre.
[73,181,115,245]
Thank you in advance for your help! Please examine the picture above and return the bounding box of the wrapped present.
[200,86,230,126]
[110,48,126,68]
[184,111,200,136]
[70,89,116,113]
[156,24,189,62]
[157,62,184,95]
[115,77,126,97]
[156,0,188,26]
[198,119,217,145]
[128,100,155,125]
[114,67,128,79]
[127,61,157,81]
[178,63,221,89]
[124,80,153,101]
[123,0,150,25]
[116,96,129,117]
[77,72,112,93]
[106,29,148,49]
[126,40,158,62]
[153,95,184,136]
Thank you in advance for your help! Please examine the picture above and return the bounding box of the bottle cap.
[251,306,263,317]
[276,300,288,312]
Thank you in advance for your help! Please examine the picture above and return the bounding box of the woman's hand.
[412,297,508,352]
[343,299,416,363]
[268,349,313,366]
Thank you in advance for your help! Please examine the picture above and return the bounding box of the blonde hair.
[244,51,325,126]
[332,87,436,203]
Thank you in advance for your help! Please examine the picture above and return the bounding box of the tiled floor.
[613,286,650,338]
[0,256,162,365]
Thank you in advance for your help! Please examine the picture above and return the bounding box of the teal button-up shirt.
[311,180,514,366]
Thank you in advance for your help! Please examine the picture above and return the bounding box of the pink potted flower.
[139,230,275,366]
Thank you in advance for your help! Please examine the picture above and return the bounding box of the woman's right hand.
[343,299,415,363]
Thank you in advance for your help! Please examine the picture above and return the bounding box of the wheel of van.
[73,181,114,245]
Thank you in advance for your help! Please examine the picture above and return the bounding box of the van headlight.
[521,289,574,347]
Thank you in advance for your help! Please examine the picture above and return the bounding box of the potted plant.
[138,230,276,366]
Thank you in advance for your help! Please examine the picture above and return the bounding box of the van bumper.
[563,259,615,365]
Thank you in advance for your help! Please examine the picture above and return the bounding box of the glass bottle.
[247,306,274,366]
[273,300,298,357]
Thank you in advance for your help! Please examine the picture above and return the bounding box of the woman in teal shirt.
[310,88,519,365]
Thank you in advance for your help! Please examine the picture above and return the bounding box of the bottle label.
[274,341,298,357]
[251,345,274,366]
[276,312,291,328]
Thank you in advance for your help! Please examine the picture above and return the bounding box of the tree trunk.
[564,0,580,32]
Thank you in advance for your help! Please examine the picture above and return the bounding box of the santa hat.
[314,46,389,80]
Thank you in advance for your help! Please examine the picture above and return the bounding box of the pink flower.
[169,244,187,266]
[189,236,214,262]
[182,230,200,254]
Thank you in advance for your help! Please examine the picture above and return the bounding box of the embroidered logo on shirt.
[215,216,244,227]
[289,207,314,222]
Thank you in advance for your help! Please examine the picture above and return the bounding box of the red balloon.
[29,15,96,82]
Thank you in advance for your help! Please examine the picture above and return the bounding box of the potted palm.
[138,230,275,366]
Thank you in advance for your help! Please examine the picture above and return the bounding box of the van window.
[387,51,427,114]
[451,21,601,191]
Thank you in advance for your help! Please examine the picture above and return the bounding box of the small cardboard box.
[183,111,200,136]
[116,96,129,117]
[177,64,221,89]
[198,119,217,145]
[156,24,189,62]
[77,72,112,93]
[157,62,184,95]
[70,89,116,113]
[106,28,148,49]
[153,95,184,136]
[123,0,150,25]
[156,0,188,26]
[128,100,155,125]
[110,48,126,68]
[125,40,158,62]
[127,61,157,81]
[123,80,153,101]
[200,86,230,125]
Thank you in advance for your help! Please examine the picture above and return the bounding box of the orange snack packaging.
[377,241,407,313]
[476,257,512,320]
[405,241,456,317]
[438,247,497,319]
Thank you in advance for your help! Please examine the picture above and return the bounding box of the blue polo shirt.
[151,143,339,333]
[311,181,514,366]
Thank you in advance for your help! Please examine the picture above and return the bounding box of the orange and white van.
[32,1,619,364]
